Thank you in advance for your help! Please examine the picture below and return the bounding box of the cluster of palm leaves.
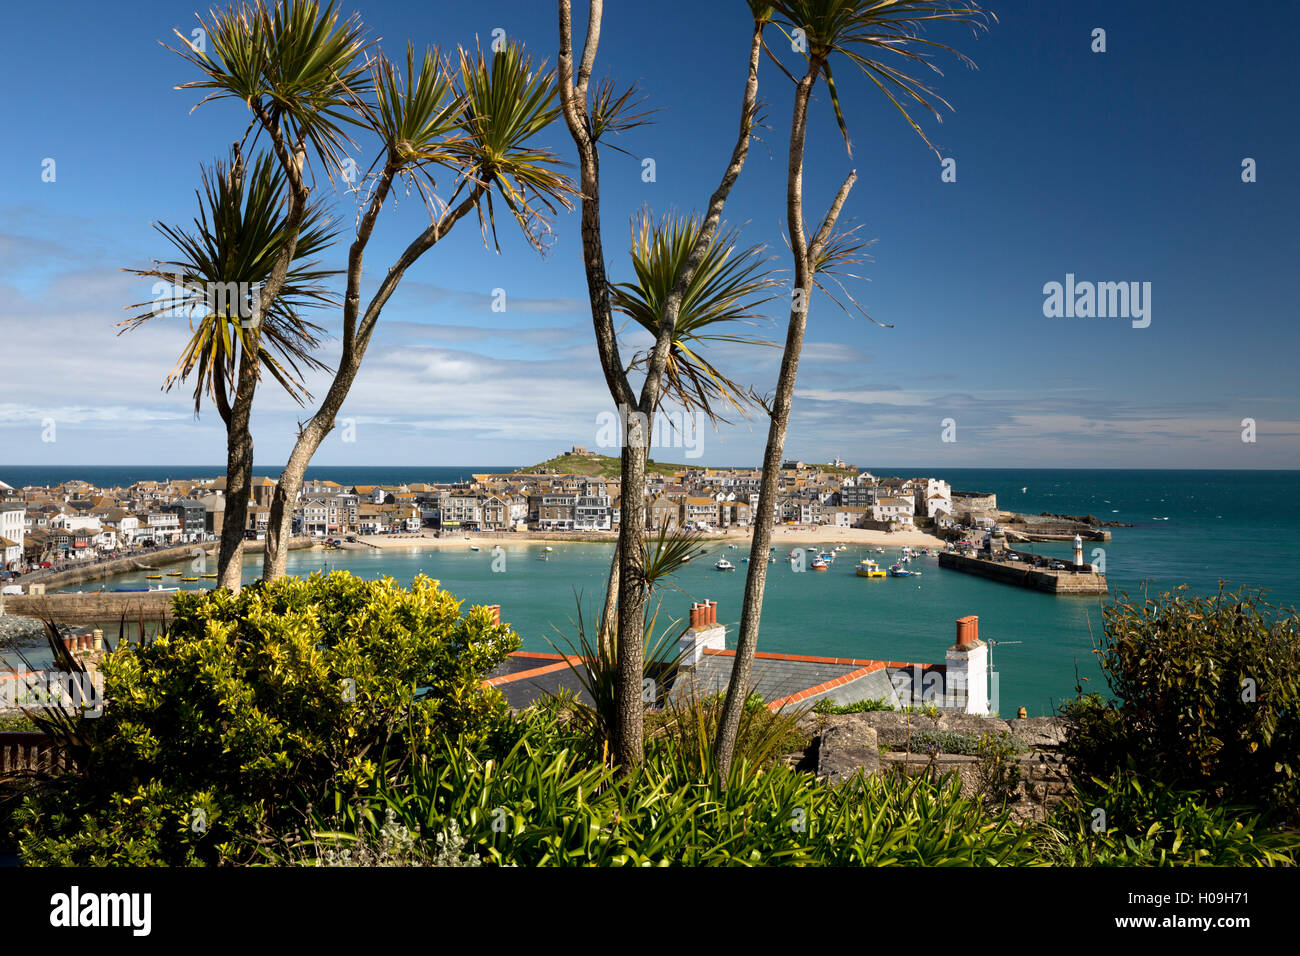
[123,0,575,461]
[121,149,338,416]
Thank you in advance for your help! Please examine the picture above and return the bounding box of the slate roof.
[482,648,957,712]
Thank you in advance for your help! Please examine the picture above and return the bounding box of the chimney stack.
[955,615,980,648]
[946,615,990,715]
[680,599,726,666]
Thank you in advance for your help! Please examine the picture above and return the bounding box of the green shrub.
[281,711,1041,866]
[1062,586,1300,818]
[812,698,892,715]
[16,572,518,865]
[1039,771,1299,866]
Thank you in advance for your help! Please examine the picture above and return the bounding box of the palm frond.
[612,212,780,424]
[121,147,340,414]
[768,0,993,155]
[449,41,577,253]
[169,0,373,180]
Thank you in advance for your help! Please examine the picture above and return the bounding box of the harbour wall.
[938,551,1108,595]
[3,590,179,625]
[19,537,316,590]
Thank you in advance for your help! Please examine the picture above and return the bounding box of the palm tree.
[593,213,777,657]
[151,0,369,590]
[558,0,769,769]
[122,147,339,588]
[260,40,575,580]
[714,0,992,776]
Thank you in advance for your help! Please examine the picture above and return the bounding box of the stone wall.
[0,731,70,775]
[802,711,1072,821]
[4,591,176,625]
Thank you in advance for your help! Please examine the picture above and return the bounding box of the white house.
[872,496,916,527]
[1,503,24,568]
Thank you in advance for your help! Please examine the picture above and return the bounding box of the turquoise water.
[19,468,1300,716]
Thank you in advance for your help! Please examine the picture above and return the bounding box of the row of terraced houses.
[0,459,973,570]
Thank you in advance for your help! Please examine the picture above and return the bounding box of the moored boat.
[856,560,886,578]
[811,557,829,571]
[715,558,736,571]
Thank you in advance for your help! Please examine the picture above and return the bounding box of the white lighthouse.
[1073,533,1084,568]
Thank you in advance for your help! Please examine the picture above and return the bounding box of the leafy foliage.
[281,711,1041,866]
[612,212,778,423]
[766,0,992,155]
[1039,771,1299,867]
[1062,586,1300,819]
[122,148,339,414]
[14,572,517,865]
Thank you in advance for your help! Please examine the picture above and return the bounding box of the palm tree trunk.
[715,63,819,776]
[217,351,259,591]
[612,436,650,767]
[598,538,619,657]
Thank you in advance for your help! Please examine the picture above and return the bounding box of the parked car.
[1049,561,1067,570]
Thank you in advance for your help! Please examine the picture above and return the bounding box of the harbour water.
[8,467,1298,716]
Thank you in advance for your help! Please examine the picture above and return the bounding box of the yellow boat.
[856,560,886,579]
[146,574,163,580]
[200,573,217,578]
[181,577,199,582]
[167,572,183,577]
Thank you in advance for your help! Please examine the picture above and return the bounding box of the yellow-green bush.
[16,572,517,865]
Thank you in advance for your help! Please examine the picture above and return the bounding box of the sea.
[4,466,1297,716]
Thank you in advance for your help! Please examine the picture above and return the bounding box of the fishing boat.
[811,557,829,572]
[149,585,180,592]
[817,551,835,563]
[888,564,915,577]
[715,558,736,572]
[856,560,886,579]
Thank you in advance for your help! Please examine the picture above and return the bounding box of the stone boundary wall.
[21,536,316,590]
[805,711,1072,821]
[0,731,70,775]
[5,591,177,625]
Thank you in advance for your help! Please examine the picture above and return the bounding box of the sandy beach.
[352,525,948,552]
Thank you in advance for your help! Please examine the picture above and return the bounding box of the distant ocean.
[5,465,1297,714]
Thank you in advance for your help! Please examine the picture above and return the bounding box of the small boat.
[888,564,915,577]
[729,544,738,549]
[875,547,885,554]
[856,560,886,579]
[811,558,829,571]
[469,545,480,551]
[149,585,180,592]
[817,551,835,563]
[543,546,554,552]
[167,572,183,577]
[788,550,800,559]
[145,574,163,580]
[181,577,199,582]
[715,559,736,571]
[200,573,217,579]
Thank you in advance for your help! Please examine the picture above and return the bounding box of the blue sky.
[1,0,1296,470]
